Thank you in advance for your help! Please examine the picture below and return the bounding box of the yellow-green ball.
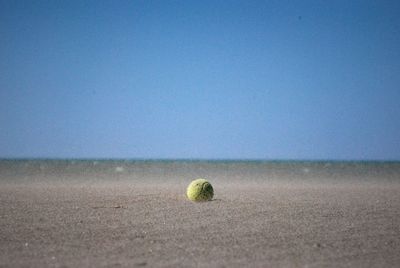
[186,179,214,202]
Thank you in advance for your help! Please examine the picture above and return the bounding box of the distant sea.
[0,159,399,184]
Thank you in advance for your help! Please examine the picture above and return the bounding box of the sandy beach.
[1,161,400,267]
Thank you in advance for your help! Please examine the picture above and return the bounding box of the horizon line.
[0,157,399,163]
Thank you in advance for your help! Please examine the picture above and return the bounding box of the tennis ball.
[186,179,214,202]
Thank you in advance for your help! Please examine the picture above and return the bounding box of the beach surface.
[1,160,399,267]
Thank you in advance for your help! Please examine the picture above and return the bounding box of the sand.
[1,180,399,268]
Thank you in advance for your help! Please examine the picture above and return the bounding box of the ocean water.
[0,159,399,184]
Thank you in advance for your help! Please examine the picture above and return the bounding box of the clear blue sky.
[1,0,399,160]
